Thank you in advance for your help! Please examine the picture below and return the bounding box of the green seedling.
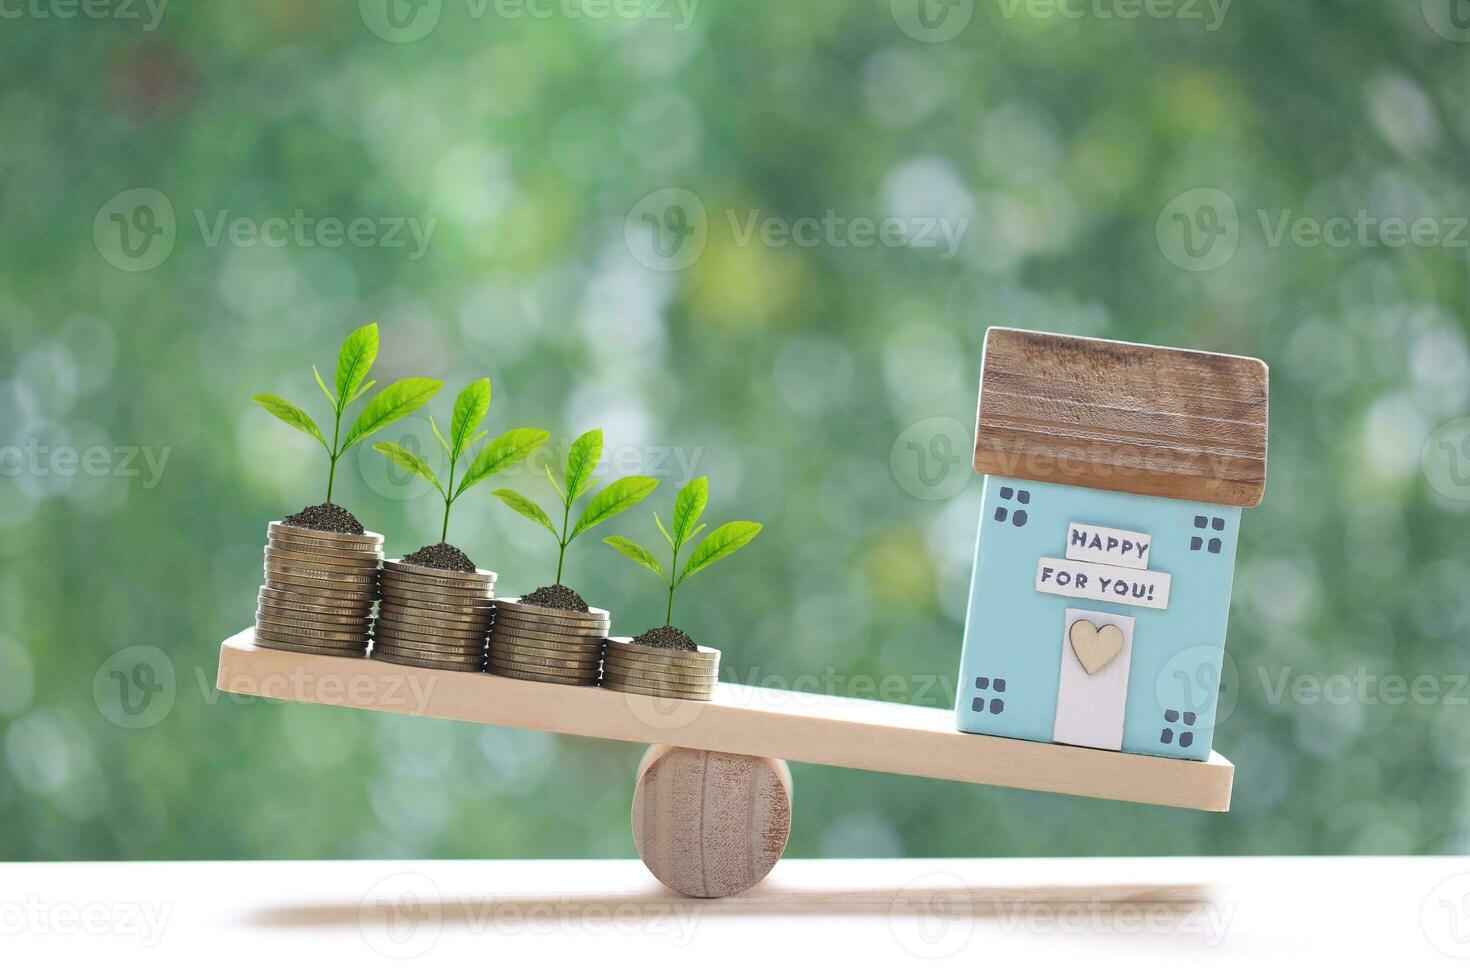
[604,476,763,625]
[372,379,550,543]
[252,323,442,502]
[493,429,659,584]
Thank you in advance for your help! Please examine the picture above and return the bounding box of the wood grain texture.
[214,631,1228,811]
[974,327,1269,507]
[218,629,1234,811]
[632,746,792,898]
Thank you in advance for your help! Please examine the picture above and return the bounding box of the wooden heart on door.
[1069,619,1125,675]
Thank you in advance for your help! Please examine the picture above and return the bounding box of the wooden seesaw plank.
[216,628,1233,811]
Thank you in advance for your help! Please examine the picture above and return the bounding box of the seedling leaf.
[544,464,567,504]
[313,365,337,409]
[565,429,602,502]
[347,378,376,405]
[373,442,444,495]
[450,379,492,459]
[569,476,659,541]
[678,521,762,584]
[458,427,551,496]
[653,511,675,549]
[343,377,443,450]
[604,535,666,581]
[493,489,560,537]
[429,416,453,458]
[253,394,328,449]
[335,323,378,407]
[672,476,708,548]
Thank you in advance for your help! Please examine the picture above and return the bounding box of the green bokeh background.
[2,1,1468,861]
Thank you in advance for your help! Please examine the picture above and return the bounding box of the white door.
[1052,608,1136,751]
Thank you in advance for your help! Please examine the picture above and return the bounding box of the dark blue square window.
[1194,515,1208,528]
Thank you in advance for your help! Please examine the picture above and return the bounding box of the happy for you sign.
[1034,558,1172,610]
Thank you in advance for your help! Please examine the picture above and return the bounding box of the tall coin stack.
[600,638,720,701]
[486,599,609,686]
[256,522,383,657]
[371,560,495,672]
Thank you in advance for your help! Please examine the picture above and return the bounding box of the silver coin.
[494,598,610,624]
[376,600,492,628]
[600,677,713,701]
[268,521,385,549]
[254,628,368,654]
[486,664,597,686]
[488,640,603,666]
[263,545,381,570]
[601,655,717,680]
[257,588,376,615]
[372,651,484,673]
[256,606,372,631]
[253,636,370,659]
[376,612,490,640]
[601,646,720,669]
[604,638,720,663]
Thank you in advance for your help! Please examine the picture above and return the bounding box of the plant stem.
[325,405,344,502]
[555,496,571,584]
[441,454,458,543]
[665,538,680,626]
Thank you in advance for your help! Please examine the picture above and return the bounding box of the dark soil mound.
[520,583,590,612]
[283,502,364,535]
[401,542,476,573]
[633,625,698,651]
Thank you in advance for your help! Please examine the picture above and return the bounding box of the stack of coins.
[371,560,495,672]
[486,599,609,686]
[255,522,383,657]
[600,638,720,701]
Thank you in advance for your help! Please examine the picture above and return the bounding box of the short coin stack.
[371,560,496,672]
[255,522,383,657]
[486,599,609,686]
[600,638,720,701]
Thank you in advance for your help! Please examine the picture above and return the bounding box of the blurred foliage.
[1,1,1468,862]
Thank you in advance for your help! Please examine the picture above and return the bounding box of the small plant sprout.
[604,476,763,626]
[371,379,550,543]
[251,323,443,502]
[492,429,659,584]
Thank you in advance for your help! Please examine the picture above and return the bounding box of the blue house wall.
[955,475,1241,761]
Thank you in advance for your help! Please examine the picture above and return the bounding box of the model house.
[955,328,1269,761]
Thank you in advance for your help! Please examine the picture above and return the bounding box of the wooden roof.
[973,328,1269,507]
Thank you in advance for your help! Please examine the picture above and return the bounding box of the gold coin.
[268,522,384,549]
[484,645,602,668]
[485,656,599,679]
[263,545,381,570]
[378,579,494,606]
[490,612,610,639]
[601,654,717,679]
[254,628,368,654]
[257,590,375,617]
[494,598,610,624]
[381,560,496,587]
[486,664,597,686]
[488,624,605,649]
[256,611,372,637]
[252,636,370,659]
[370,640,484,663]
[264,559,379,584]
[372,651,484,672]
[263,572,380,597]
[604,639,720,664]
[375,614,489,641]
[600,678,713,701]
[377,598,493,627]
[372,628,485,656]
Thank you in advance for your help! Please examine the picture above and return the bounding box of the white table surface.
[2,857,1467,975]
